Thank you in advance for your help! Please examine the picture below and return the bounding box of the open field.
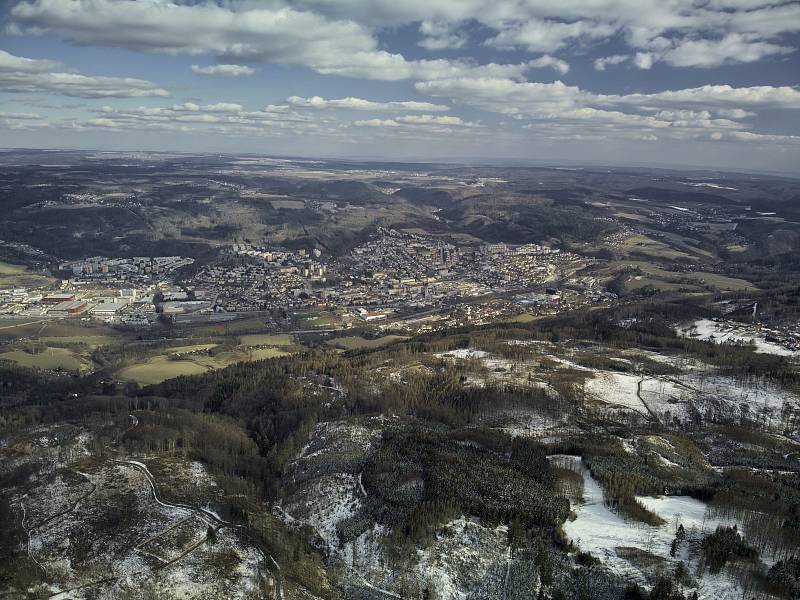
[39,335,120,348]
[116,355,210,384]
[0,346,89,371]
[618,234,696,260]
[239,333,294,346]
[116,346,293,384]
[292,310,343,329]
[270,199,305,210]
[325,335,407,350]
[0,319,125,346]
[0,261,55,288]
[604,260,755,292]
[187,317,273,337]
[502,313,545,323]
[165,343,219,355]
[0,318,49,338]
[246,347,291,360]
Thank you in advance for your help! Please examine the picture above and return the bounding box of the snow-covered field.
[552,455,761,600]
[637,370,798,428]
[436,348,516,374]
[438,341,799,433]
[677,319,797,357]
[584,372,648,414]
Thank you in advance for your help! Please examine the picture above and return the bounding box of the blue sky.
[1,0,799,172]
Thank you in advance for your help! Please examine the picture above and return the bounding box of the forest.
[2,298,800,599]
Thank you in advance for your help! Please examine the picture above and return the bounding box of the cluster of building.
[0,229,604,331]
[177,230,590,321]
[58,256,194,283]
[0,287,156,325]
[351,228,460,279]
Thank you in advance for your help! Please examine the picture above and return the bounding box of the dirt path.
[636,377,662,424]
[44,414,284,599]
[116,415,284,598]
[20,470,96,579]
[20,503,47,576]
[0,318,48,331]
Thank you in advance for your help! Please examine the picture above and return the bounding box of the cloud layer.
[0,49,169,98]
[1,0,798,169]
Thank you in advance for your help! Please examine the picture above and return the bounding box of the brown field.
[0,261,56,288]
[238,333,294,347]
[0,347,89,371]
[326,335,407,350]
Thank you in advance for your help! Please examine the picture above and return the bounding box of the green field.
[188,317,272,337]
[293,311,343,329]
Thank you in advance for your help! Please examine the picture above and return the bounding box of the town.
[0,228,616,333]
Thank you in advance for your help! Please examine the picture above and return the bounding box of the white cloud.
[286,96,450,112]
[661,33,793,68]
[0,49,59,72]
[416,77,587,116]
[202,102,244,113]
[602,84,800,110]
[395,114,480,127]
[420,77,800,117]
[729,130,800,144]
[528,55,570,75]
[0,49,169,98]
[0,110,49,130]
[1,70,170,99]
[75,101,330,137]
[486,19,617,53]
[594,55,629,71]
[191,64,255,77]
[0,111,41,119]
[633,52,655,70]
[418,20,467,50]
[715,108,755,119]
[8,0,398,79]
[86,117,120,128]
[4,0,798,159]
[653,109,712,121]
[353,114,479,129]
[6,0,529,82]
[8,0,799,79]
[353,118,400,127]
[415,76,800,146]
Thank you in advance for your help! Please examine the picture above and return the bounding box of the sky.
[0,0,799,173]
